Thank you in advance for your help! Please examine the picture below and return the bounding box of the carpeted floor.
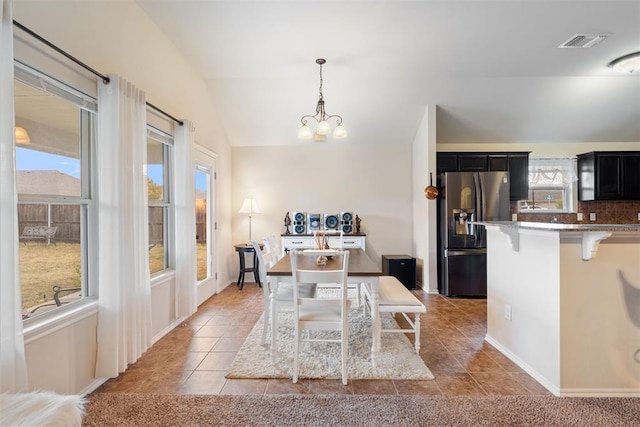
[226,306,433,380]
[83,393,640,426]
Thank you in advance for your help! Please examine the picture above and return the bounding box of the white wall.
[412,105,438,292]
[231,144,414,266]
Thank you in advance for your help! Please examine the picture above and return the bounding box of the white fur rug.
[226,304,434,380]
[0,390,85,427]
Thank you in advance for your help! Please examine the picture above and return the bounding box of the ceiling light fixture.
[15,126,30,145]
[608,52,640,73]
[298,58,346,142]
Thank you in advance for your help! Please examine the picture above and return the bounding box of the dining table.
[267,248,385,366]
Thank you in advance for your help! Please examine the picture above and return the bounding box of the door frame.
[194,144,218,304]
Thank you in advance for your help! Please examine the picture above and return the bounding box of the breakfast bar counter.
[477,221,640,397]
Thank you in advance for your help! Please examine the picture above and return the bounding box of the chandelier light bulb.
[316,120,331,135]
[298,124,313,139]
[313,133,327,143]
[333,124,347,139]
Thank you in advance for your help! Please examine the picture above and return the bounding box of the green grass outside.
[20,242,209,311]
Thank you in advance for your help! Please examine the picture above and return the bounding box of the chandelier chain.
[318,62,324,100]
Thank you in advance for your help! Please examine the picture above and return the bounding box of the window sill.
[23,297,99,344]
[151,269,176,288]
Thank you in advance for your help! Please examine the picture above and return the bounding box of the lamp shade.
[333,124,347,139]
[316,120,331,135]
[298,124,313,139]
[239,198,260,214]
[15,126,30,145]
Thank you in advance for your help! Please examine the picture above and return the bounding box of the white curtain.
[0,0,28,393]
[529,157,578,186]
[95,75,152,378]
[174,121,197,318]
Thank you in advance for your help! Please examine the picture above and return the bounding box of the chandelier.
[298,58,347,142]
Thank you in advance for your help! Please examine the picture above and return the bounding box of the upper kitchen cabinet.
[436,153,458,174]
[437,152,530,201]
[488,154,529,201]
[577,151,640,201]
[458,154,488,171]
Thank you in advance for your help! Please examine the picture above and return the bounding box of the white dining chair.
[290,249,350,385]
[251,240,318,349]
[264,234,283,263]
[251,240,275,345]
[315,230,362,306]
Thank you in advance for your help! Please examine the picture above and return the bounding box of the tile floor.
[94,283,551,396]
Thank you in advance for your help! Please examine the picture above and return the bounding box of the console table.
[281,234,366,255]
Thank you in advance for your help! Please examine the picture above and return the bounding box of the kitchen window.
[519,158,577,213]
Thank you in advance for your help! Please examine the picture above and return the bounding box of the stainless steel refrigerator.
[438,171,510,297]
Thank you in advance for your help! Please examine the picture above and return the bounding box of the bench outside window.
[20,226,58,245]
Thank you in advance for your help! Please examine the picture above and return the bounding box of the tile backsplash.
[512,200,640,224]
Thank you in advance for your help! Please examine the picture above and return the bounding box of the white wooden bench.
[364,275,426,353]
[20,226,58,245]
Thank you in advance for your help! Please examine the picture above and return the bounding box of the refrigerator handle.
[475,173,485,247]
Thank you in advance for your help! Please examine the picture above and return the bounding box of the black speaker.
[340,211,353,234]
[324,214,339,230]
[307,213,321,231]
[292,211,306,235]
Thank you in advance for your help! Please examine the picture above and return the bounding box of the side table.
[234,243,262,290]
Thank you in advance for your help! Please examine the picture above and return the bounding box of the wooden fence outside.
[18,202,208,243]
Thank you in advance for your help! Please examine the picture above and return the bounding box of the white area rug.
[226,302,434,380]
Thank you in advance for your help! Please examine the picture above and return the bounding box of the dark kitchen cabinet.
[436,154,458,174]
[504,155,529,201]
[577,151,640,201]
[437,152,530,201]
[458,154,487,171]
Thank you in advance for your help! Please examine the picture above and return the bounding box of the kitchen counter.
[475,221,639,261]
[475,221,640,232]
[480,222,640,397]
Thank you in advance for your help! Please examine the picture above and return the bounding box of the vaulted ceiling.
[137,1,640,147]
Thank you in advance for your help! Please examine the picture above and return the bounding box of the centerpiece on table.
[313,230,330,265]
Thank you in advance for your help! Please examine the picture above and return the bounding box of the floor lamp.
[239,198,260,244]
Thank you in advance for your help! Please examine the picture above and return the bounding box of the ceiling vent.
[558,34,610,48]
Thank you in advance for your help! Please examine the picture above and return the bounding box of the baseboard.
[559,388,640,397]
[152,317,188,345]
[485,335,640,397]
[484,335,560,396]
[80,378,108,396]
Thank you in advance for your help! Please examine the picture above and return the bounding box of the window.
[15,66,96,319]
[519,158,577,213]
[147,127,174,275]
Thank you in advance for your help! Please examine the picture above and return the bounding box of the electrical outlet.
[590,213,596,221]
[576,213,583,221]
[511,213,517,221]
[504,304,512,321]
